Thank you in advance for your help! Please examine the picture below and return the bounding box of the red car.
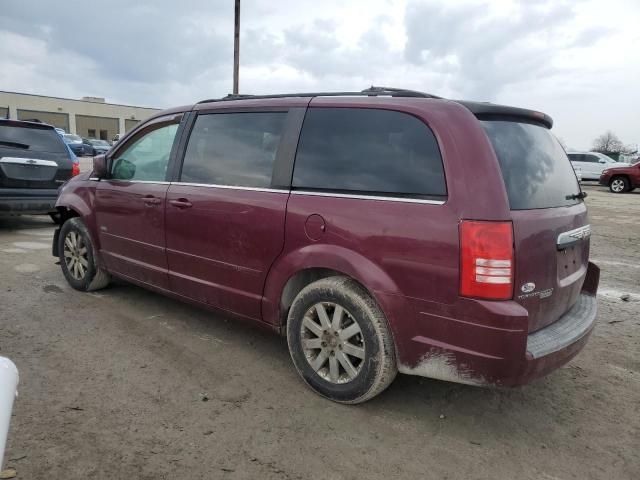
[52,87,598,403]
[599,161,640,193]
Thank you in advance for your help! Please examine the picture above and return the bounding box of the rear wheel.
[610,176,629,193]
[58,217,110,291]
[286,276,397,404]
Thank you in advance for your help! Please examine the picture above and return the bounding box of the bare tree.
[592,131,625,153]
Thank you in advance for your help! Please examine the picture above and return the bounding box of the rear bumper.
[388,262,600,387]
[0,188,59,214]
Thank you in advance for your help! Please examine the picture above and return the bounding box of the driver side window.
[111,123,179,181]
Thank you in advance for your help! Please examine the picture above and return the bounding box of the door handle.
[169,198,193,209]
[142,195,162,206]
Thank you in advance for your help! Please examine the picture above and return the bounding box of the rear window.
[0,124,67,154]
[481,121,580,210]
[293,108,446,198]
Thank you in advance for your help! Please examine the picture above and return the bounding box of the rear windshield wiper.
[0,140,30,149]
[566,191,588,200]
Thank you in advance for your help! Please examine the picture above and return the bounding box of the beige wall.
[0,91,160,136]
[76,114,119,140]
[17,109,70,131]
[125,119,141,132]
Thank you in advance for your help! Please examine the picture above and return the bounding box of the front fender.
[55,179,101,252]
[261,243,402,329]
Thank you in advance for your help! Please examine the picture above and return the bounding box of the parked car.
[52,87,598,403]
[63,134,88,156]
[82,138,111,156]
[568,151,629,180]
[55,127,66,136]
[599,160,640,193]
[0,357,18,468]
[1,118,79,222]
[112,133,122,144]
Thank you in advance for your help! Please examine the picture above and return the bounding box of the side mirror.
[112,158,136,180]
[599,159,607,163]
[92,154,108,178]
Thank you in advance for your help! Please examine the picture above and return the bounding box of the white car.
[568,151,630,180]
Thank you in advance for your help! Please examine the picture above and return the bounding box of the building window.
[100,130,108,141]
[88,129,96,138]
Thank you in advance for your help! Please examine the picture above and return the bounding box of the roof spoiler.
[456,101,553,129]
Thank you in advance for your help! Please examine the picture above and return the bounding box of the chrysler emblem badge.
[521,282,536,293]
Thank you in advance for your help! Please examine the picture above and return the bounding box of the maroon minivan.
[52,87,598,403]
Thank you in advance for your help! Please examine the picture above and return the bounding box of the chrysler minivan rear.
[461,116,599,384]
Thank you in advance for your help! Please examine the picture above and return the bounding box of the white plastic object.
[0,357,18,468]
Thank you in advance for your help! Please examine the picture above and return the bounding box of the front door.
[165,110,291,319]
[95,117,181,289]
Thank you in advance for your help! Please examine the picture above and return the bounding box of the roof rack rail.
[196,86,442,104]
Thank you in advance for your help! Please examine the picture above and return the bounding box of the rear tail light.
[460,220,514,300]
[72,161,80,177]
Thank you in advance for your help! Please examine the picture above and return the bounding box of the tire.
[609,176,629,193]
[286,276,397,404]
[58,217,110,291]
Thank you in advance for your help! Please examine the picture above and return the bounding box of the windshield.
[91,139,110,146]
[0,124,67,154]
[482,120,581,210]
[64,134,82,143]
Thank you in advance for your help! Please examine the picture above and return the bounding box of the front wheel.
[610,176,630,193]
[58,217,110,291]
[286,276,397,404]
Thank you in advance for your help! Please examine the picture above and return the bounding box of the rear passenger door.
[581,154,602,179]
[165,109,302,320]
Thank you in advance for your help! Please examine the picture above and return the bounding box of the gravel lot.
[0,183,638,479]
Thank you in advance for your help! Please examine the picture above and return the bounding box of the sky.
[0,0,638,150]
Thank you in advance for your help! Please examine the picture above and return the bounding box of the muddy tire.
[609,176,629,193]
[58,217,110,291]
[286,276,397,404]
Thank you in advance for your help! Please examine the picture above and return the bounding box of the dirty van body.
[52,87,598,403]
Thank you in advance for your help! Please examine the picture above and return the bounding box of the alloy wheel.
[300,302,366,384]
[611,178,625,193]
[63,231,88,280]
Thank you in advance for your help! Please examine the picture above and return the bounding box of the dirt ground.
[0,183,638,480]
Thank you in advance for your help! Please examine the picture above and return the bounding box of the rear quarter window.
[481,121,581,210]
[293,108,446,198]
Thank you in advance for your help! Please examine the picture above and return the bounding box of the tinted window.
[0,124,67,154]
[567,153,582,162]
[482,121,580,210]
[584,154,600,163]
[112,123,178,181]
[293,108,446,197]
[181,112,286,188]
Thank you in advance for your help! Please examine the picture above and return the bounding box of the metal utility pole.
[233,0,240,95]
